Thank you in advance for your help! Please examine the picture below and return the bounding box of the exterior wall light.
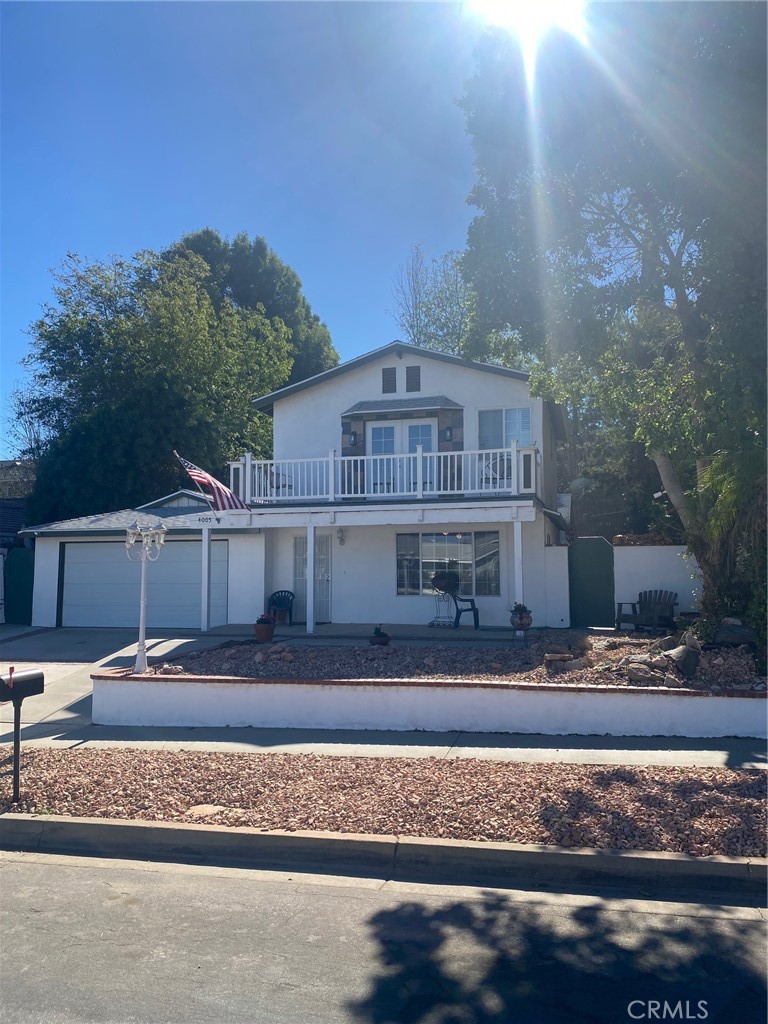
[443,427,452,442]
[348,431,357,447]
[336,527,346,545]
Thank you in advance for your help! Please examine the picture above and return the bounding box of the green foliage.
[22,248,293,523]
[392,245,533,370]
[170,229,338,383]
[459,5,766,618]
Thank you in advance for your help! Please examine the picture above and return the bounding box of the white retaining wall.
[92,676,764,739]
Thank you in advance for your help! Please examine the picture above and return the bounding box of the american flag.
[175,452,249,511]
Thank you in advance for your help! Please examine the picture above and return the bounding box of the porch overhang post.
[306,524,315,634]
[513,519,524,606]
[201,526,211,632]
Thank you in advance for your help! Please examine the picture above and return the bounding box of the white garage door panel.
[62,541,227,628]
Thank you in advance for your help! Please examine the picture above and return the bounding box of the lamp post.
[125,522,166,673]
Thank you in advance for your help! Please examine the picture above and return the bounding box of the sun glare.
[470,0,586,87]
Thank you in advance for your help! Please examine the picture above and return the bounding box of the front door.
[293,534,331,623]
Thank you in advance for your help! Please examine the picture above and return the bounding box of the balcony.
[229,445,539,504]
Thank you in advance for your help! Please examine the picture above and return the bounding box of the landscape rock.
[713,622,757,646]
[626,664,664,685]
[666,645,700,678]
[656,635,678,651]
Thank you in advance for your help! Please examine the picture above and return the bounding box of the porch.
[229,444,540,504]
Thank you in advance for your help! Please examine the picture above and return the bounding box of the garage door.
[61,540,228,628]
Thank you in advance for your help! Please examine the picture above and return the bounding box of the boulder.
[664,674,685,688]
[713,622,757,646]
[666,645,700,678]
[626,664,664,685]
[656,635,678,651]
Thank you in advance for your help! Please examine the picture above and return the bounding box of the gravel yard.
[1,748,765,858]
[3,631,763,859]
[161,630,766,692]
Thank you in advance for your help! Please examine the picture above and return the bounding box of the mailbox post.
[1,668,44,803]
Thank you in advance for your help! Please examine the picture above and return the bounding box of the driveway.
[0,627,236,735]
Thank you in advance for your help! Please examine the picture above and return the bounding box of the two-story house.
[24,342,570,631]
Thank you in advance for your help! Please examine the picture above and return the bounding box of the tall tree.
[460,3,766,635]
[20,248,292,523]
[392,245,530,370]
[170,229,338,383]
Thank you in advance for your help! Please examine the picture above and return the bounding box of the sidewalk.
[0,627,764,770]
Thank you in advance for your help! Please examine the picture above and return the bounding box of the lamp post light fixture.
[125,522,167,673]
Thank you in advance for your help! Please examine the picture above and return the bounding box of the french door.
[365,420,437,494]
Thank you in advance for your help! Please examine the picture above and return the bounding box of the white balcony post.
[416,445,424,499]
[244,454,253,504]
[328,449,336,502]
[508,440,518,492]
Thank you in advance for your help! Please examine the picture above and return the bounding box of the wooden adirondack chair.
[615,589,678,632]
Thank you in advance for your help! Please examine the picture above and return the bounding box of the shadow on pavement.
[348,891,766,1024]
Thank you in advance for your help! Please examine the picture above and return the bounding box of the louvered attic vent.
[382,367,397,393]
[405,365,421,392]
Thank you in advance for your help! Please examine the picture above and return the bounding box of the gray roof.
[21,490,216,537]
[341,396,462,416]
[253,341,530,413]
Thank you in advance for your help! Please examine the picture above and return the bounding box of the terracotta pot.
[368,635,390,646]
[254,623,275,643]
[511,613,533,630]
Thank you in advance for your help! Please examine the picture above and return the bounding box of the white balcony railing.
[229,445,539,504]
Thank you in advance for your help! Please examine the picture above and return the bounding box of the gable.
[253,341,529,414]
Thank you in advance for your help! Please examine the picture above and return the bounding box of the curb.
[1,814,765,898]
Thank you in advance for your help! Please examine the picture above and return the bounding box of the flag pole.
[173,450,217,515]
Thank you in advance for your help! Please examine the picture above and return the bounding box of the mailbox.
[1,668,45,804]
[0,669,45,703]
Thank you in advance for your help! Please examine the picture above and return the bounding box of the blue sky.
[1,1,485,457]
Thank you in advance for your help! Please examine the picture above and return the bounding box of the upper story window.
[478,407,531,449]
[382,367,397,393]
[405,365,421,392]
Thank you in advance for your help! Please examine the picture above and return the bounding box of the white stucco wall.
[92,676,765,739]
[614,546,701,613]
[273,354,542,460]
[262,517,566,629]
[544,546,570,628]
[226,533,265,623]
[30,538,60,627]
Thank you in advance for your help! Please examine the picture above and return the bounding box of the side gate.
[3,546,34,625]
[568,537,615,628]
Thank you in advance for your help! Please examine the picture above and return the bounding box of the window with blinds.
[478,407,531,448]
[382,367,397,393]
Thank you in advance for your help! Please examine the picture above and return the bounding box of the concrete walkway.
[1,626,765,770]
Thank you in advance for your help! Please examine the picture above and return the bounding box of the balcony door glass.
[366,420,436,494]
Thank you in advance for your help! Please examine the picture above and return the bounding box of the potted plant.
[511,602,533,630]
[430,570,460,593]
[254,613,276,643]
[369,625,390,646]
